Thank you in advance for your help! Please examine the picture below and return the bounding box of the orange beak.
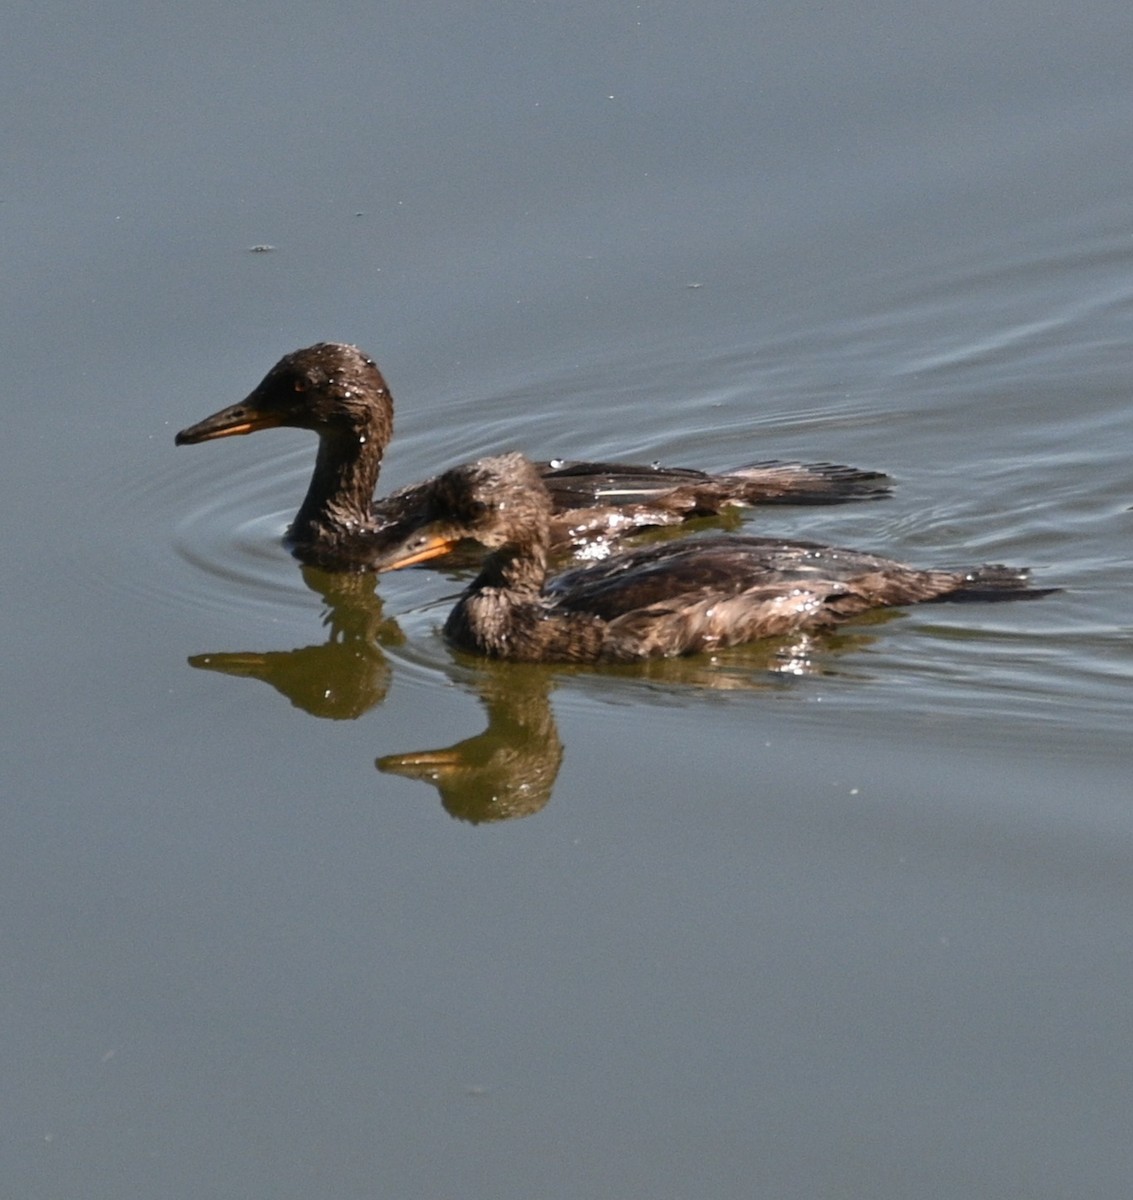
[175,402,288,445]
[377,534,461,571]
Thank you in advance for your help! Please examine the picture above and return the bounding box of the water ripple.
[103,436,318,625]
[121,212,1133,745]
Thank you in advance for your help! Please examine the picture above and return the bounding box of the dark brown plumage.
[174,342,891,570]
[373,453,1056,663]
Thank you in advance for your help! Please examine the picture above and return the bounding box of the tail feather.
[727,460,892,504]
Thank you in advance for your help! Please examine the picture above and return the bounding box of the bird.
[174,342,891,570]
[371,452,1056,663]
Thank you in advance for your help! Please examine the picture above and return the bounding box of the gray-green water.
[5,3,1133,1197]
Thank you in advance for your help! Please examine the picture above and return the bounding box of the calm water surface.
[5,2,1133,1197]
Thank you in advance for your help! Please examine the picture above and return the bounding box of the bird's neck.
[291,429,384,543]
[477,537,549,595]
[442,539,550,658]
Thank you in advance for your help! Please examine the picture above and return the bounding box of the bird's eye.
[292,378,307,394]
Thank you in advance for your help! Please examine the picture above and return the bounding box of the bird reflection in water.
[187,566,403,719]
[375,624,882,823]
[185,561,889,819]
[378,662,563,824]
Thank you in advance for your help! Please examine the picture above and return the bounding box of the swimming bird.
[372,453,1055,663]
[174,342,890,570]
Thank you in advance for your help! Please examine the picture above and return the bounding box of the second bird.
[175,342,891,571]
